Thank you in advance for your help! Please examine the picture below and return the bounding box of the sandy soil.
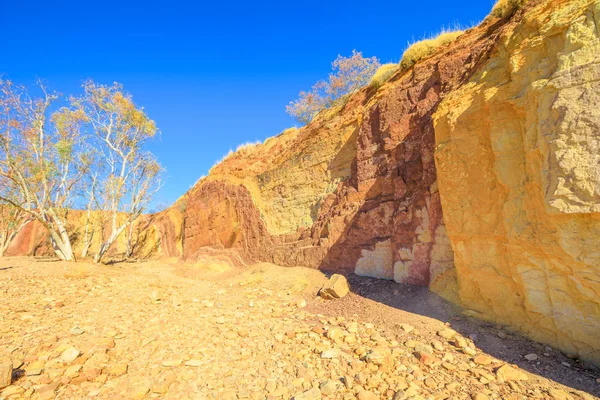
[0,257,598,399]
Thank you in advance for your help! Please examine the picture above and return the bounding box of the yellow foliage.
[287,50,380,124]
[369,64,401,89]
[400,30,464,70]
[490,0,526,19]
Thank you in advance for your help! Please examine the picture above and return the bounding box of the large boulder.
[319,274,350,299]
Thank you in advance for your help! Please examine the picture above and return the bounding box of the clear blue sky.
[0,0,494,209]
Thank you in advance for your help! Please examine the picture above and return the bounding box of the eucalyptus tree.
[0,78,163,262]
[0,79,89,260]
[74,81,163,263]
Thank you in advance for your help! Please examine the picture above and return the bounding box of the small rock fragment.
[548,389,574,400]
[393,390,405,400]
[474,355,492,365]
[365,347,391,365]
[0,360,12,389]
[36,385,56,400]
[524,353,538,361]
[419,351,441,366]
[357,391,379,400]
[65,364,82,378]
[292,387,321,400]
[438,328,457,340]
[185,359,203,367]
[61,347,81,363]
[346,322,358,333]
[496,365,528,381]
[320,380,338,395]
[321,349,339,359]
[1,385,24,398]
[108,363,128,376]
[296,298,307,308]
[414,343,433,355]
[326,326,345,341]
[26,367,43,376]
[265,381,277,393]
[432,340,444,351]
[70,326,85,335]
[129,383,151,400]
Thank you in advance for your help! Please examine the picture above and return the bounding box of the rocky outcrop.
[173,11,504,286]
[434,0,600,364]
[168,0,600,364]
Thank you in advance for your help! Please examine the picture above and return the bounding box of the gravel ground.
[0,257,598,400]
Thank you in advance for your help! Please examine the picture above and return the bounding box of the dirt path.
[0,257,598,399]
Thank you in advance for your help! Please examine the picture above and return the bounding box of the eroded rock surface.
[434,0,600,365]
[162,3,504,287]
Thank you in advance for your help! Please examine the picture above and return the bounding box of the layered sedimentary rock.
[434,0,600,364]
[164,0,600,363]
[170,17,504,286]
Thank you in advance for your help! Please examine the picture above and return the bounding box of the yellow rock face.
[209,106,360,237]
[355,239,394,280]
[434,0,600,364]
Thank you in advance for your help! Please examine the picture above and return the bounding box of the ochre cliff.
[169,12,504,287]
[5,0,600,366]
[434,0,600,364]
[164,0,600,364]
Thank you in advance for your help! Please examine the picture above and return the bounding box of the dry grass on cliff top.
[400,29,464,70]
[369,63,401,89]
[209,140,263,173]
[207,127,301,177]
[235,140,262,155]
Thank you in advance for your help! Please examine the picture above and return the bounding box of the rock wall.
[434,0,600,364]
[173,17,502,285]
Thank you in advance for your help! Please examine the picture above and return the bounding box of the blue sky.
[0,0,494,209]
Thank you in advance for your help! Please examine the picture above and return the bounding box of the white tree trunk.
[0,235,7,257]
[81,230,93,258]
[94,221,129,264]
[49,219,74,261]
[126,222,135,258]
[81,209,94,258]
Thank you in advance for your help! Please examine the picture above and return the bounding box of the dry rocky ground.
[0,257,599,400]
